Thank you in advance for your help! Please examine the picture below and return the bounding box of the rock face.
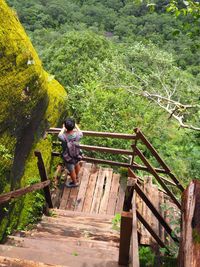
[0,0,47,135]
[0,0,67,239]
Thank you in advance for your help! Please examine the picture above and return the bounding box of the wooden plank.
[51,153,170,176]
[135,148,181,209]
[128,168,179,243]
[135,185,143,243]
[118,211,133,266]
[66,187,79,211]
[134,181,179,243]
[65,163,87,211]
[136,128,183,192]
[136,129,171,172]
[82,165,99,213]
[59,186,71,210]
[159,191,165,243]
[150,184,160,246]
[123,177,136,212]
[115,185,125,214]
[142,176,152,245]
[83,156,131,168]
[131,198,140,267]
[178,180,200,267]
[0,256,64,267]
[34,150,53,208]
[90,167,106,213]
[107,173,120,215]
[48,128,136,140]
[136,210,169,251]
[0,180,50,204]
[75,163,92,211]
[79,144,134,155]
[99,168,113,214]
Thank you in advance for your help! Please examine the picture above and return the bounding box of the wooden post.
[118,212,133,266]
[130,197,140,267]
[178,180,200,267]
[123,177,137,212]
[34,151,53,209]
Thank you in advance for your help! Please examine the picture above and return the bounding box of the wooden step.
[6,236,118,256]
[23,220,119,244]
[0,245,119,267]
[0,256,65,267]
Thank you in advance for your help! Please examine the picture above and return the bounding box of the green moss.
[0,0,68,240]
[0,132,16,193]
[0,0,47,133]
[17,75,67,230]
[45,72,68,126]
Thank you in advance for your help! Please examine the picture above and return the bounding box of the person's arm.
[75,124,83,140]
[58,126,66,142]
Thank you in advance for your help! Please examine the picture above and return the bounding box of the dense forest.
[5,0,200,184]
[0,0,199,265]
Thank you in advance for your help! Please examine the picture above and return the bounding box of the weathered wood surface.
[75,163,92,211]
[82,165,99,212]
[48,128,136,139]
[135,147,181,209]
[35,151,53,208]
[118,212,133,266]
[178,180,200,267]
[135,128,184,192]
[0,256,65,267]
[130,197,140,267]
[1,209,120,267]
[107,173,120,215]
[127,169,180,247]
[0,180,50,204]
[59,163,124,215]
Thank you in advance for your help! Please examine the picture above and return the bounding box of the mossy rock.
[0,0,47,134]
[0,0,68,240]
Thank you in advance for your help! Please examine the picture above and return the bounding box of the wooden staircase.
[0,209,120,267]
[0,163,122,267]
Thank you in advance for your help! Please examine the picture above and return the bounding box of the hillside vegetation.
[6,0,199,181]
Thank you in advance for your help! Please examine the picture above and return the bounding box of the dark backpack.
[62,135,81,163]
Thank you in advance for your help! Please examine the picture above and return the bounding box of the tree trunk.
[178,180,200,267]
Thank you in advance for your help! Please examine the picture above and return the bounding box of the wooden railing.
[178,180,200,267]
[0,151,53,209]
[48,127,185,266]
[48,127,183,205]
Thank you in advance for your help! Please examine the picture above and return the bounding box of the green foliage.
[139,246,155,267]
[111,213,121,231]
[42,30,113,87]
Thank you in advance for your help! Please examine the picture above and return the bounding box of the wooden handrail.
[47,128,136,140]
[0,180,50,204]
[135,147,181,209]
[135,128,171,172]
[136,209,169,251]
[135,128,184,192]
[128,168,179,243]
[79,144,133,155]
